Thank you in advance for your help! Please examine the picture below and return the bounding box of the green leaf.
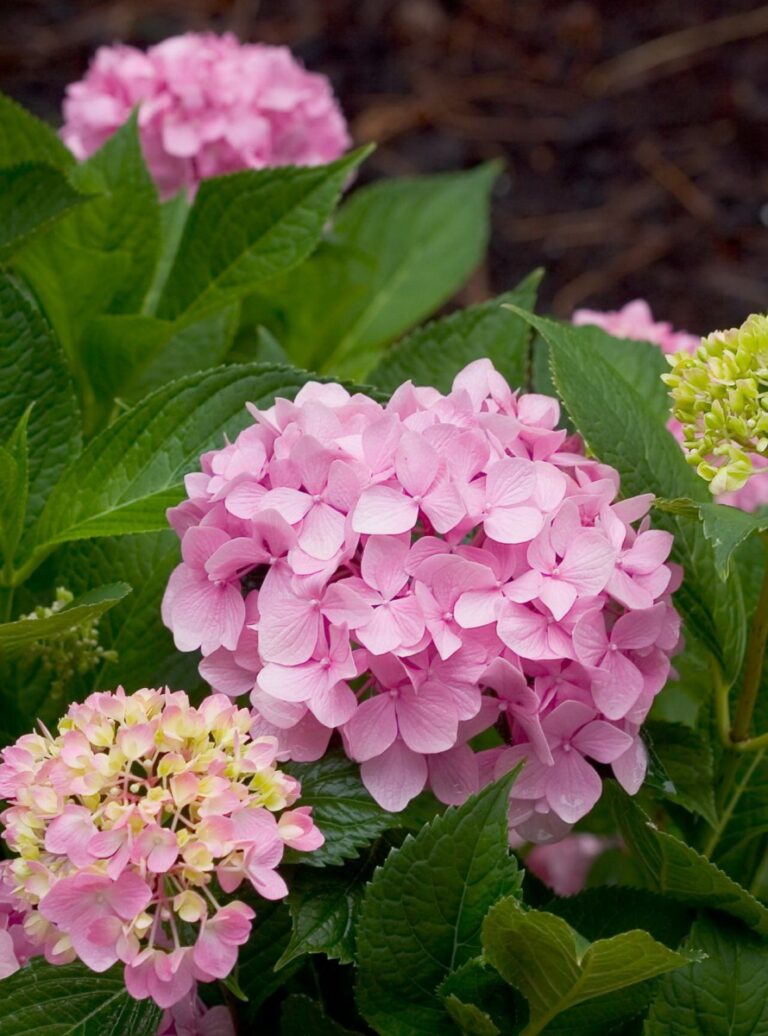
[356,771,521,1036]
[0,164,88,261]
[687,501,767,580]
[24,363,318,567]
[439,959,521,1035]
[0,958,160,1035]
[369,272,541,395]
[643,721,717,827]
[277,862,365,968]
[237,900,299,1022]
[0,94,75,171]
[142,190,190,315]
[606,782,768,935]
[646,914,768,1035]
[481,898,694,1036]
[77,301,240,430]
[14,115,159,357]
[0,582,130,652]
[510,307,746,682]
[157,149,369,320]
[0,407,31,567]
[0,275,81,546]
[250,164,499,380]
[283,750,400,868]
[280,995,362,1036]
[546,886,694,948]
[52,531,200,695]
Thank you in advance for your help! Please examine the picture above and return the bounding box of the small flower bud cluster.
[663,313,768,495]
[162,359,680,842]
[574,301,768,510]
[21,587,117,704]
[0,687,322,1008]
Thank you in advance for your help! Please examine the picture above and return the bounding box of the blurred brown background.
[3,0,767,333]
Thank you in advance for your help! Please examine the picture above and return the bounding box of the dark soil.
[3,0,767,333]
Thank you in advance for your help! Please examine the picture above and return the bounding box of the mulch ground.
[3,0,767,334]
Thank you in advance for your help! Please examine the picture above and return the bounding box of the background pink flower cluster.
[0,688,322,1009]
[573,299,768,511]
[61,32,350,198]
[163,359,680,840]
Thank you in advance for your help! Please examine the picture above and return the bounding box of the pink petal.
[361,536,409,600]
[360,740,428,811]
[611,604,666,650]
[181,526,229,569]
[572,720,634,764]
[484,505,544,545]
[545,750,602,824]
[486,458,536,507]
[343,695,398,761]
[309,680,357,727]
[572,611,609,666]
[395,430,439,497]
[591,651,645,720]
[538,578,577,622]
[428,743,479,805]
[497,604,549,659]
[606,568,656,610]
[396,683,458,754]
[299,502,346,561]
[352,486,418,535]
[454,588,500,629]
[422,477,466,534]
[560,530,616,595]
[260,487,312,524]
[322,581,376,629]
[612,737,647,794]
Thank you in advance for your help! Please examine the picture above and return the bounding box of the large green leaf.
[510,308,746,682]
[281,996,361,1036]
[643,721,717,827]
[607,782,768,935]
[52,531,200,695]
[481,898,693,1036]
[77,301,240,432]
[157,149,368,320]
[0,958,160,1035]
[236,900,299,1023]
[14,116,159,358]
[0,164,88,261]
[249,164,499,380]
[673,500,768,580]
[0,94,74,171]
[0,408,30,569]
[0,275,81,548]
[0,582,130,652]
[646,914,768,1035]
[284,750,400,868]
[23,363,317,573]
[369,272,540,395]
[356,772,521,1036]
[277,860,369,969]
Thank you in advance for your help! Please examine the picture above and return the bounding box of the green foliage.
[0,582,130,652]
[284,750,401,867]
[278,862,366,968]
[0,959,160,1035]
[281,995,362,1035]
[0,93,75,171]
[370,271,541,395]
[0,164,88,261]
[607,783,768,935]
[157,149,369,320]
[356,772,521,1035]
[482,897,694,1036]
[646,914,768,1035]
[643,721,717,827]
[247,164,498,379]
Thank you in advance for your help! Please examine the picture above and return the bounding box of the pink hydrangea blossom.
[526,833,615,896]
[61,33,350,199]
[157,990,235,1036]
[163,359,680,837]
[573,300,768,510]
[0,688,322,1008]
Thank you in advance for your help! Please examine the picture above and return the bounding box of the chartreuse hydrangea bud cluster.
[663,313,768,495]
[0,687,322,1008]
[21,588,117,702]
[162,358,680,844]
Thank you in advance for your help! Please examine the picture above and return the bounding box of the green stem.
[749,841,768,898]
[731,532,768,744]
[712,659,732,749]
[0,585,14,623]
[703,749,764,859]
[733,730,768,753]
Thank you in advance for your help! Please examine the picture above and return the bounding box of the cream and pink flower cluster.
[162,359,680,841]
[0,687,322,1008]
[61,32,350,199]
[573,300,768,511]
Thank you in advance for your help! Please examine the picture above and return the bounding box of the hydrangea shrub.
[0,39,766,1036]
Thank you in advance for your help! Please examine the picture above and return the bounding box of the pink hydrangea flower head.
[61,33,351,199]
[0,687,322,1007]
[162,359,679,837]
[526,833,615,896]
[573,300,768,511]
